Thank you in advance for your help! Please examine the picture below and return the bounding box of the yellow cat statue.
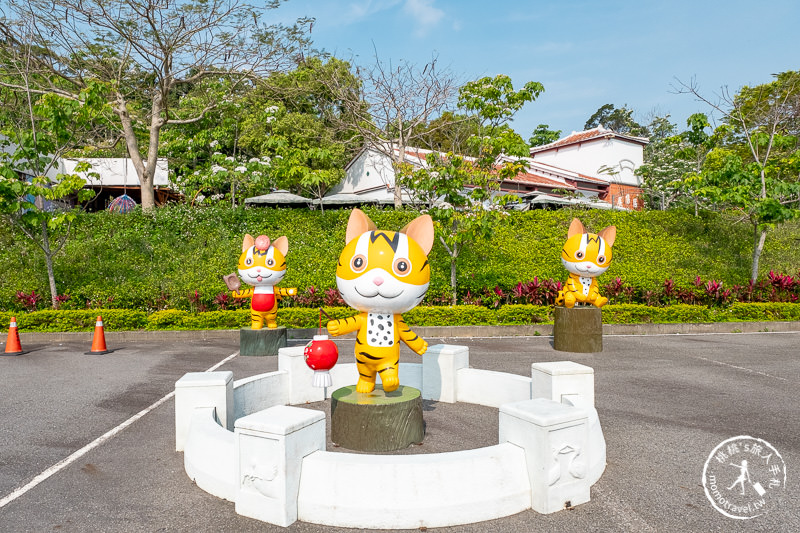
[327,209,434,393]
[224,234,297,329]
[555,218,616,308]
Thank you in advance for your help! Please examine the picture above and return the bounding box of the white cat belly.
[579,276,592,296]
[366,313,395,347]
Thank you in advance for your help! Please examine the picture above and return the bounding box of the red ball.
[304,335,338,371]
[255,235,271,250]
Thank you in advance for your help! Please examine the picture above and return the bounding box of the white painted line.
[205,350,239,372]
[0,351,239,509]
[607,330,800,337]
[694,356,789,382]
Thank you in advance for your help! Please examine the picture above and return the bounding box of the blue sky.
[275,0,799,140]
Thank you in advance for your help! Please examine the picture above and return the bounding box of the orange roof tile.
[506,171,575,189]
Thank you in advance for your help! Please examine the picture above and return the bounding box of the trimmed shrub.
[0,310,147,332]
[729,302,800,321]
[2,204,800,311]
[2,303,798,332]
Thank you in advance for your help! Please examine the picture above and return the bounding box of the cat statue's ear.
[598,226,616,247]
[401,214,434,255]
[345,208,377,244]
[273,236,289,256]
[567,218,585,238]
[242,234,255,252]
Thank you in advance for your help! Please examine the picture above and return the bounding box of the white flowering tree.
[238,100,346,209]
[167,121,275,206]
[636,114,712,211]
[190,149,273,206]
[164,58,358,206]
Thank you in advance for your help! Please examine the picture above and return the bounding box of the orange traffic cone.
[4,317,25,356]
[85,315,112,355]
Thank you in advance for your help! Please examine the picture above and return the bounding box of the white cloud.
[403,0,445,36]
[347,0,402,21]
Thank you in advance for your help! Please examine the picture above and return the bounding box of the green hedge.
[0,310,148,332]
[2,303,798,332]
[2,204,800,311]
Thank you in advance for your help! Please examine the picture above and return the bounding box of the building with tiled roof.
[496,155,609,197]
[336,127,650,210]
[528,126,649,210]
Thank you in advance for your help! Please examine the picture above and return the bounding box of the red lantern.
[304,334,339,387]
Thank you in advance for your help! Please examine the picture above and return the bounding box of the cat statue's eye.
[597,256,605,264]
[351,255,367,272]
[245,257,253,266]
[393,258,411,276]
[267,259,275,266]
[575,251,584,259]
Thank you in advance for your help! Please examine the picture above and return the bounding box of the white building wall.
[333,149,395,195]
[532,138,643,187]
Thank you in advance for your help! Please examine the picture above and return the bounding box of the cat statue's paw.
[381,371,400,392]
[356,378,376,393]
[326,320,340,337]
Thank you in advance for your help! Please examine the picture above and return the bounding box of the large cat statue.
[327,209,434,393]
[555,218,616,308]
[224,234,297,329]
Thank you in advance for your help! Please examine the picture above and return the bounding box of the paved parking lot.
[1,332,798,532]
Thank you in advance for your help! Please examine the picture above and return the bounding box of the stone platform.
[331,385,424,451]
[553,305,603,353]
[239,326,286,356]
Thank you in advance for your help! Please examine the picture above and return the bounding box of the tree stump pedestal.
[239,326,287,356]
[331,385,424,452]
[553,305,603,353]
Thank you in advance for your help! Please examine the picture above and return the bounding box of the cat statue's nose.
[372,276,384,286]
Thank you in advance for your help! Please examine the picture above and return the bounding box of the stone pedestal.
[499,398,590,514]
[331,385,424,452]
[235,405,325,527]
[531,361,595,408]
[553,306,602,353]
[422,344,469,403]
[240,326,287,356]
[175,371,233,451]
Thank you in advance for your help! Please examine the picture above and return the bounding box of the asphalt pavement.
[1,332,798,532]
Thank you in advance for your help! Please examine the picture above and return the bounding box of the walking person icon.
[727,460,751,495]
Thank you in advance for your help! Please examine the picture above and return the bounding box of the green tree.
[528,124,561,147]
[678,71,800,281]
[398,75,544,304]
[637,114,715,211]
[584,104,647,136]
[162,58,362,207]
[160,77,268,205]
[0,0,309,210]
[0,85,105,307]
[239,58,362,206]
